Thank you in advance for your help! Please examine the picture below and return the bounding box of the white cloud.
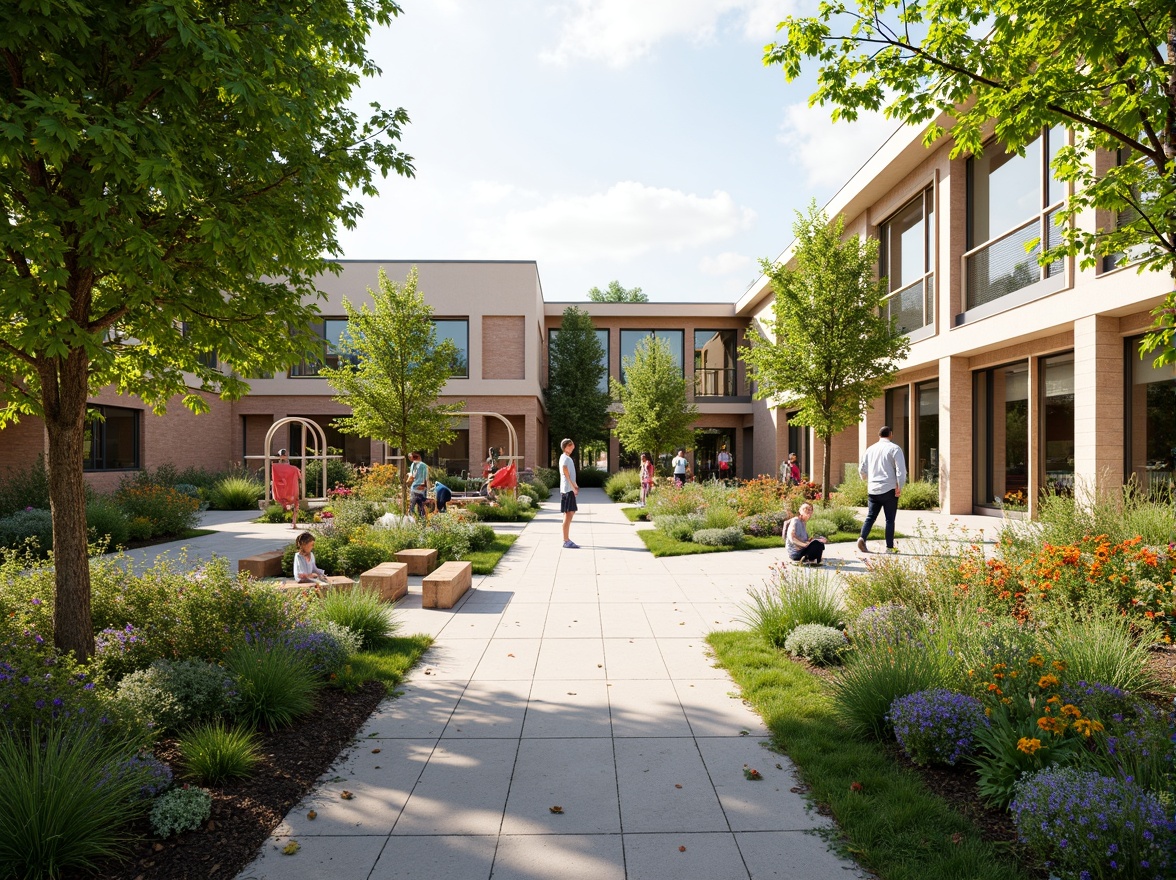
[541,0,794,68]
[776,102,903,187]
[471,180,755,262]
[698,251,754,276]
[468,180,521,206]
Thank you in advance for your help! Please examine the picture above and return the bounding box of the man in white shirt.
[671,449,689,487]
[857,426,907,553]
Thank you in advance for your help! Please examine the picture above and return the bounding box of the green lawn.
[464,534,518,575]
[621,506,648,523]
[349,633,433,691]
[636,528,897,558]
[707,631,1031,880]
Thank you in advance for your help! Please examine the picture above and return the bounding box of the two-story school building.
[2,116,1173,513]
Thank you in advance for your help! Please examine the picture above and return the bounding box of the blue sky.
[337,1,903,302]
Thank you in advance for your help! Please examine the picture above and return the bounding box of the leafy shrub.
[830,639,949,740]
[805,515,836,538]
[740,565,843,647]
[356,463,401,501]
[1041,612,1159,692]
[334,535,393,575]
[842,556,933,616]
[692,526,743,547]
[897,480,940,510]
[177,721,260,785]
[576,467,606,488]
[833,472,869,507]
[324,496,382,540]
[604,469,641,502]
[1010,767,1172,880]
[888,689,988,766]
[315,587,398,650]
[305,457,358,496]
[86,494,131,549]
[468,523,496,552]
[115,481,201,537]
[848,604,926,648]
[784,624,848,666]
[700,504,740,531]
[0,639,113,734]
[282,621,362,677]
[533,466,560,490]
[149,785,213,838]
[0,723,152,877]
[225,641,319,730]
[522,480,550,501]
[0,508,54,556]
[127,516,154,541]
[734,476,790,517]
[740,510,790,537]
[119,752,174,800]
[0,456,50,518]
[259,503,291,524]
[417,513,475,561]
[468,495,535,522]
[210,475,264,510]
[515,493,533,508]
[114,659,240,733]
[654,513,702,542]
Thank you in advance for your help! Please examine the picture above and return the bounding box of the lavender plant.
[888,689,989,766]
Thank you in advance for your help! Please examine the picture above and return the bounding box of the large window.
[180,322,218,370]
[432,318,469,378]
[693,330,738,397]
[84,405,140,470]
[619,329,683,383]
[1127,337,1176,493]
[916,381,939,483]
[289,319,354,377]
[885,386,910,464]
[880,189,935,334]
[965,127,1066,310]
[974,361,1030,508]
[548,327,609,393]
[1042,353,1075,494]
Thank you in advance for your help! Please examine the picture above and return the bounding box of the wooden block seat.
[359,562,408,602]
[422,561,472,609]
[395,548,438,576]
[238,550,285,579]
[274,575,355,596]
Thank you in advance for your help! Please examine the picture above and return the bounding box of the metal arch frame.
[250,417,339,504]
[382,411,520,475]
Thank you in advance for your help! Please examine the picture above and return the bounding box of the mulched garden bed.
[93,680,387,880]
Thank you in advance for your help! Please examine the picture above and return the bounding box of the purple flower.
[888,689,988,766]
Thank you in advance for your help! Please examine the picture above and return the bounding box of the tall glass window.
[432,318,469,378]
[787,414,809,480]
[548,327,609,393]
[915,381,939,483]
[1042,353,1075,494]
[885,386,910,464]
[693,329,738,397]
[289,318,355,377]
[965,126,1066,309]
[974,361,1030,508]
[619,329,683,383]
[1128,337,1176,493]
[83,405,140,470]
[880,189,935,333]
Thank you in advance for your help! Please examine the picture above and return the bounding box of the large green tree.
[0,0,413,659]
[588,280,648,303]
[742,204,910,503]
[322,268,464,514]
[610,336,698,464]
[766,0,1176,362]
[545,306,610,463]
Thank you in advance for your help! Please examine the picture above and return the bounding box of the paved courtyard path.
[234,488,880,880]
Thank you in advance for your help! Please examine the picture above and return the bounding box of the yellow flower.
[1038,674,1060,689]
[1038,716,1066,734]
[1027,654,1045,667]
[1060,704,1082,718]
[1052,660,1067,672]
[1016,737,1042,754]
[1072,718,1105,738]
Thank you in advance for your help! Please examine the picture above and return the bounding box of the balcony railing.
[694,367,738,397]
[963,207,1065,311]
[882,276,934,335]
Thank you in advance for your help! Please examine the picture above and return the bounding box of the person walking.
[785,502,827,565]
[857,426,907,553]
[786,452,802,486]
[271,449,302,530]
[408,451,429,519]
[559,438,579,548]
[671,448,689,487]
[639,452,654,507]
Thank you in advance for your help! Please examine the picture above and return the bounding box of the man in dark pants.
[857,425,907,553]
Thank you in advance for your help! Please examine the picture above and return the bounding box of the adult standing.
[408,451,429,519]
[716,445,732,480]
[271,449,302,530]
[787,452,802,485]
[559,438,579,549]
[671,448,689,487]
[857,426,907,553]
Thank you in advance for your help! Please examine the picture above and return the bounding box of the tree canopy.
[322,269,463,512]
[742,203,909,501]
[766,0,1176,362]
[588,280,648,303]
[0,0,413,658]
[545,306,611,459]
[610,336,698,463]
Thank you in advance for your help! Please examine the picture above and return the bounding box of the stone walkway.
[119,494,1001,880]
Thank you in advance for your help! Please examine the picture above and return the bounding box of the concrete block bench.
[422,561,472,609]
[395,548,439,576]
[238,550,285,579]
[359,562,408,602]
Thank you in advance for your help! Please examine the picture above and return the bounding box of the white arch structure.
[247,417,341,504]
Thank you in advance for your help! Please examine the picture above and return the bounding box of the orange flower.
[1060,704,1082,718]
[1072,718,1105,738]
[1017,737,1042,754]
[1027,654,1045,667]
[1038,716,1066,734]
[1038,674,1060,689]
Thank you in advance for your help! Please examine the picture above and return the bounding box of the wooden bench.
[274,575,355,596]
[422,561,472,609]
[359,562,408,602]
[395,548,438,576]
[238,550,285,579]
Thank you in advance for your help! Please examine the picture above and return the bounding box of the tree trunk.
[821,435,833,508]
[43,350,95,661]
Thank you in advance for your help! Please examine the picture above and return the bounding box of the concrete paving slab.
[501,738,621,834]
[614,738,728,833]
[657,640,730,680]
[239,834,388,880]
[491,834,626,880]
[695,739,827,832]
[391,738,519,835]
[493,602,550,637]
[469,638,542,681]
[543,602,604,637]
[673,679,770,738]
[622,832,749,880]
[607,679,692,737]
[443,680,531,738]
[522,679,613,738]
[602,638,670,679]
[357,683,464,739]
[533,637,607,680]
[368,835,498,880]
[735,830,871,879]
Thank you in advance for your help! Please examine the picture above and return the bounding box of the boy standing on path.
[271,449,302,530]
[559,438,579,549]
[408,451,429,519]
[857,426,907,553]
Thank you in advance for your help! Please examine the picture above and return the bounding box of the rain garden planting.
[715,490,1176,880]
